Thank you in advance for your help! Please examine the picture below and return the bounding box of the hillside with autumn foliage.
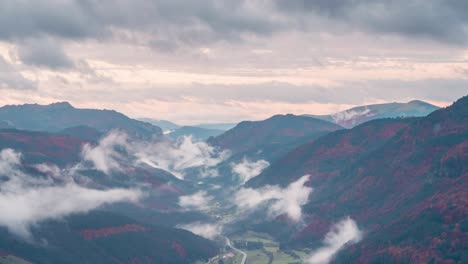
[247,96,467,263]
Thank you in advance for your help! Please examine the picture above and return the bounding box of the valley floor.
[206,231,308,264]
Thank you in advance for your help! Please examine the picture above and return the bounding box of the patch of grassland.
[231,231,309,264]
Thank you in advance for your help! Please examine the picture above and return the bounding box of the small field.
[230,231,308,264]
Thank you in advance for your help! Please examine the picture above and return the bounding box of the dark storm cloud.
[274,0,468,44]
[1,0,466,50]
[17,38,74,69]
[0,0,102,40]
[0,0,281,48]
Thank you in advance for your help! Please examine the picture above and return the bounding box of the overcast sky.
[0,0,467,124]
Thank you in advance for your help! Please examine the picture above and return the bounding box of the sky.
[0,0,467,124]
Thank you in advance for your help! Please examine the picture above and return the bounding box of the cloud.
[177,222,223,240]
[231,157,269,184]
[0,56,36,90]
[51,81,467,107]
[306,217,362,264]
[0,0,280,48]
[80,131,230,179]
[274,0,468,44]
[178,191,213,210]
[0,0,102,41]
[81,131,129,174]
[0,183,142,239]
[331,107,372,124]
[1,0,466,48]
[135,135,230,179]
[33,163,62,179]
[1,2,466,127]
[17,38,74,69]
[234,175,312,222]
[0,148,142,239]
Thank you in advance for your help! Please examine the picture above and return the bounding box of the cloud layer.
[1,1,467,45]
[0,1,466,124]
[81,131,129,174]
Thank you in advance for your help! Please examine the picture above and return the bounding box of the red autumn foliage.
[80,224,146,240]
[171,241,187,258]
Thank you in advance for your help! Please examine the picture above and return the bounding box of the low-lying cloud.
[178,191,213,211]
[231,157,269,184]
[234,175,312,222]
[177,222,223,240]
[135,135,230,179]
[307,217,362,264]
[0,148,143,239]
[331,108,372,125]
[80,131,230,179]
[81,131,129,174]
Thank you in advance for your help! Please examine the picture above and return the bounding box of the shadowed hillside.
[0,102,162,139]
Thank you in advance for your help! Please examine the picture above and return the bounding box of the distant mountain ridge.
[139,118,237,132]
[305,100,439,128]
[0,102,162,139]
[195,123,237,131]
[208,114,343,166]
[138,118,181,132]
[167,126,225,141]
[139,118,233,140]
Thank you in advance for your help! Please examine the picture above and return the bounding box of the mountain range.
[139,118,234,140]
[0,97,465,263]
[247,96,467,263]
[209,114,343,161]
[306,100,439,128]
[0,102,162,139]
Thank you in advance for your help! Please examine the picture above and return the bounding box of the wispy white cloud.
[79,131,230,179]
[178,191,213,211]
[234,175,312,222]
[81,131,129,174]
[135,135,230,179]
[231,157,269,184]
[306,217,362,264]
[177,222,223,240]
[33,163,61,178]
[331,107,372,125]
[0,148,143,240]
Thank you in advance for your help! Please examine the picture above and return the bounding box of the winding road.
[207,237,247,264]
[226,237,247,264]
